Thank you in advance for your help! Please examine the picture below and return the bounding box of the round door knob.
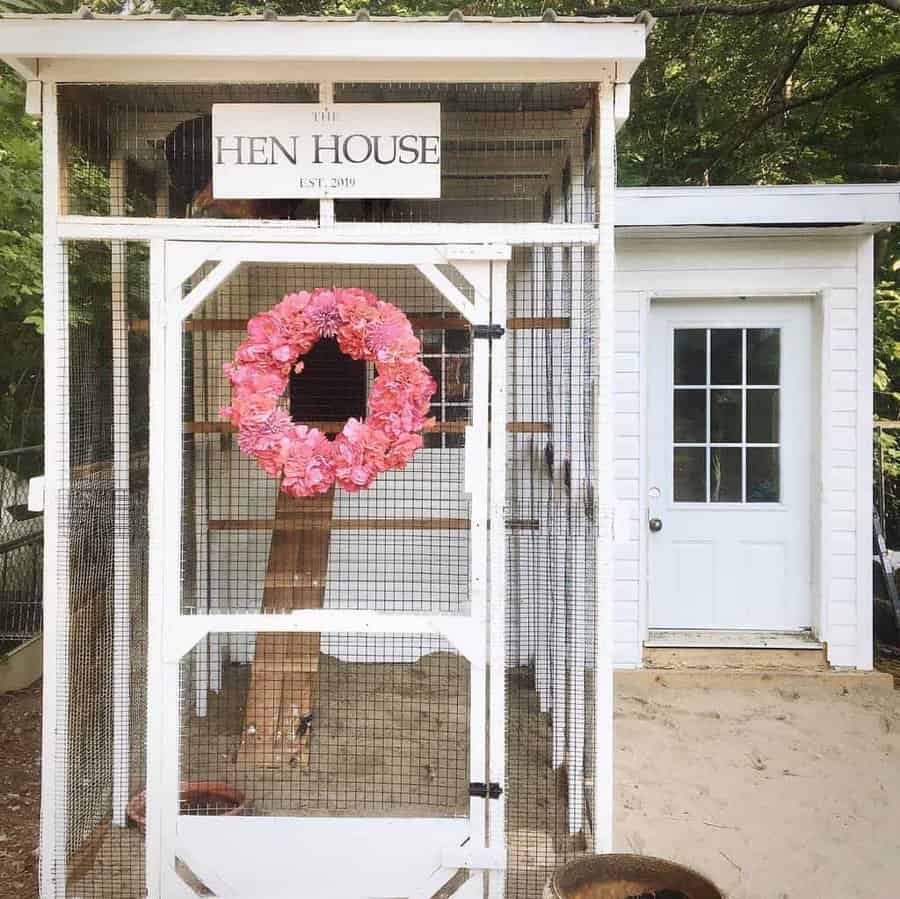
[649,517,663,533]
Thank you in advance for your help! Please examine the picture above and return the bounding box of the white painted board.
[212,103,441,200]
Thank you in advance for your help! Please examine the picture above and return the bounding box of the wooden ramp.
[238,489,334,768]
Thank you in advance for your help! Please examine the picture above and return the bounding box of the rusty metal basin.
[545,853,724,899]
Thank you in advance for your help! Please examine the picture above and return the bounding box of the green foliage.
[0,1,898,516]
[617,6,899,186]
[0,71,42,449]
[875,228,900,539]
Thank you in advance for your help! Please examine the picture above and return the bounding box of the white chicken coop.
[0,12,649,899]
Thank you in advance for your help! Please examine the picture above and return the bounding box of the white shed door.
[647,299,813,630]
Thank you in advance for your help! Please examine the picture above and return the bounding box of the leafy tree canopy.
[0,0,897,519]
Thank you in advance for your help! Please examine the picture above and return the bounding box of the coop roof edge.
[616,183,900,231]
[0,14,649,85]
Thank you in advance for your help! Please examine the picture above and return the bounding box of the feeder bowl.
[545,853,723,899]
[127,781,248,833]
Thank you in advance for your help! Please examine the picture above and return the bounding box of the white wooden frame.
[146,239,508,899]
[0,17,647,87]
[591,77,616,854]
[57,216,597,247]
[39,79,67,899]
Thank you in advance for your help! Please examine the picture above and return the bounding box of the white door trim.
[638,288,828,656]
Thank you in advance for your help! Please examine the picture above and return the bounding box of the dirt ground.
[4,670,900,899]
[0,679,41,899]
[614,672,900,898]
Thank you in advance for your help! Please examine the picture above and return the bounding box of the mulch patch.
[0,678,41,899]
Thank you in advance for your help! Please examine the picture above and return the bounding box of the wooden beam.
[209,517,470,532]
[184,420,550,434]
[208,516,539,531]
[508,316,570,330]
[131,315,570,333]
[238,490,333,769]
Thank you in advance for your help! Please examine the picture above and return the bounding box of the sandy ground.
[6,670,900,899]
[614,672,900,899]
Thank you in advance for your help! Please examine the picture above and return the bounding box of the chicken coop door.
[147,240,508,899]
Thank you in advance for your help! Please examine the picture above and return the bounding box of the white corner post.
[145,237,168,899]
[110,154,132,827]
[39,79,69,899]
[488,256,508,899]
[856,235,875,671]
[592,78,617,854]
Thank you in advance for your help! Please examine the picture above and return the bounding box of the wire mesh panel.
[0,445,43,655]
[57,83,594,225]
[49,240,150,899]
[180,263,472,624]
[47,230,599,899]
[179,632,469,817]
[505,243,596,899]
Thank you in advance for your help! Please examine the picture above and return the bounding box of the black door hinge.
[472,324,506,340]
[469,782,503,799]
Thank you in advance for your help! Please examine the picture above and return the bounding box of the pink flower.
[224,364,286,398]
[282,426,335,497]
[229,392,278,425]
[332,418,392,491]
[233,340,280,369]
[272,290,311,320]
[306,289,341,338]
[247,311,288,347]
[384,433,423,469]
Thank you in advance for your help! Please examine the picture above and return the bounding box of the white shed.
[612,184,898,672]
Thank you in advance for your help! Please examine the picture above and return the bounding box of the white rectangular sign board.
[212,103,441,200]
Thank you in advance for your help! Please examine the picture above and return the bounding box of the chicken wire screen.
[49,241,597,899]
[57,83,595,225]
[49,239,150,899]
[179,262,473,623]
[505,244,596,899]
[179,632,470,817]
[0,445,43,655]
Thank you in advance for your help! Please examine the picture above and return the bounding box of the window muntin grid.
[420,323,471,449]
[672,327,780,504]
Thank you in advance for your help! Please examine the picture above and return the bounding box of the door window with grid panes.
[672,327,780,504]
[420,323,472,448]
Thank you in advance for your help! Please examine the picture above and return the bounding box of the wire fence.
[0,444,43,655]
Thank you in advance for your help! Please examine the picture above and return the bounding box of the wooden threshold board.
[645,629,824,650]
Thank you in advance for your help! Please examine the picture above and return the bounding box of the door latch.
[469,782,503,799]
[472,324,505,340]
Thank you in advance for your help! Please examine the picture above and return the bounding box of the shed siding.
[611,235,872,670]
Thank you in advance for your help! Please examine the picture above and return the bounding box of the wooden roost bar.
[238,490,334,768]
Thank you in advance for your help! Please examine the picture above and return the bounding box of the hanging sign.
[211,103,441,200]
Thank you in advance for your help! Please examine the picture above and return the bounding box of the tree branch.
[764,5,825,107]
[582,0,900,18]
[704,55,900,174]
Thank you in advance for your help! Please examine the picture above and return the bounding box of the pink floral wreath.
[220,288,437,497]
